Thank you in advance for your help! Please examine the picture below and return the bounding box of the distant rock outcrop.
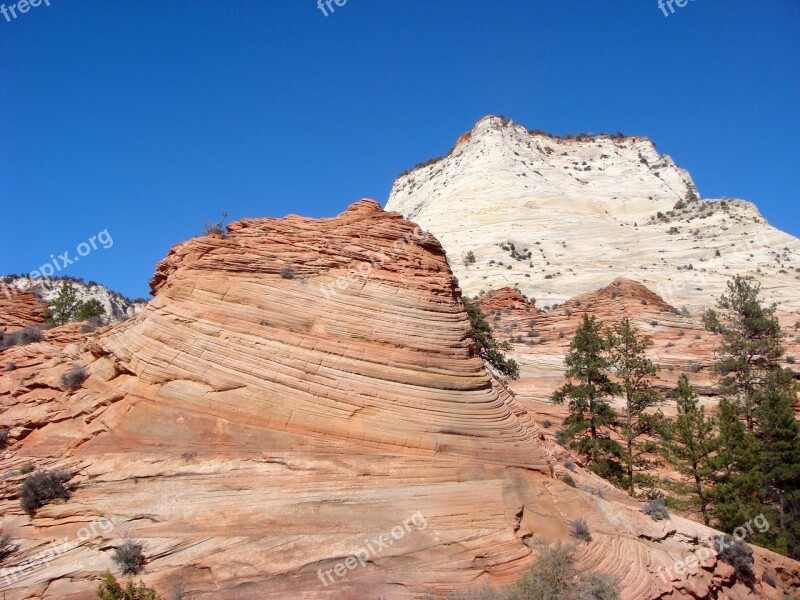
[0,202,798,599]
[386,115,800,315]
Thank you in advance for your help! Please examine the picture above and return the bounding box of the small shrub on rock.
[0,533,16,561]
[5,361,16,371]
[113,540,146,575]
[20,469,72,515]
[0,428,8,448]
[569,517,592,542]
[562,474,576,488]
[714,535,755,583]
[563,458,576,472]
[19,463,34,475]
[0,327,42,349]
[641,499,670,521]
[61,366,88,390]
[280,267,295,279]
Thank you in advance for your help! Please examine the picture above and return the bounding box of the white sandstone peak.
[386,115,800,314]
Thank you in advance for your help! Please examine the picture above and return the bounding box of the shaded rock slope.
[0,201,798,599]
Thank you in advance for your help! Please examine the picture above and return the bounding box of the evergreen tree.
[44,282,80,325]
[606,318,661,495]
[704,275,784,431]
[712,397,764,535]
[75,298,105,322]
[756,368,800,559]
[462,298,519,380]
[664,375,718,525]
[552,314,623,481]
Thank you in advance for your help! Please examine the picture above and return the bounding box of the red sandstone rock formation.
[0,201,797,599]
[0,290,45,333]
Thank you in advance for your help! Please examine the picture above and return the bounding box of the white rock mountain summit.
[386,115,800,314]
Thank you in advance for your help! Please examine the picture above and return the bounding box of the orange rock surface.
[0,201,797,599]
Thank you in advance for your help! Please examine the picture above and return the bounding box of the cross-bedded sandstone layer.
[0,201,798,599]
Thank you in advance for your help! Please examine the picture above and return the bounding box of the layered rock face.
[0,201,798,599]
[386,116,800,314]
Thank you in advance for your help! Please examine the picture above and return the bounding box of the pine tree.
[462,298,519,380]
[75,298,105,322]
[44,282,80,325]
[664,375,717,525]
[712,397,764,535]
[606,318,661,495]
[704,275,784,431]
[756,368,800,559]
[552,314,623,481]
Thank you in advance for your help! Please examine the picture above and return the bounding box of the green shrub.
[280,267,295,279]
[562,474,576,488]
[563,458,576,472]
[464,251,476,265]
[20,469,71,515]
[97,570,163,600]
[19,463,34,475]
[112,540,146,575]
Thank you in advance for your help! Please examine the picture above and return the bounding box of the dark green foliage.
[714,535,755,583]
[552,315,622,481]
[756,369,800,558]
[641,499,670,521]
[97,570,163,600]
[62,366,88,390]
[562,474,576,487]
[704,275,784,431]
[45,282,106,325]
[45,282,80,325]
[19,463,34,475]
[464,251,476,265]
[20,469,71,515]
[664,375,717,525]
[606,318,661,494]
[76,299,105,322]
[462,298,519,380]
[112,540,146,575]
[712,398,764,536]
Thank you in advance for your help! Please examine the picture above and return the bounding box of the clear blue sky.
[1,1,798,299]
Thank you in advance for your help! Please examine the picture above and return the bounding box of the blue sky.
[1,1,798,299]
